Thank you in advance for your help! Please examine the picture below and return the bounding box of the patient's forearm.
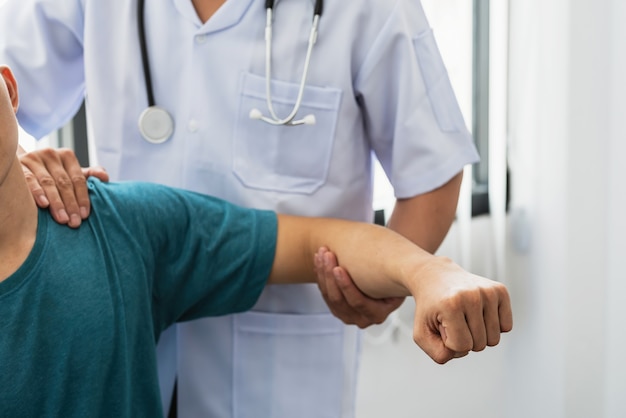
[269,214,446,298]
[270,214,513,365]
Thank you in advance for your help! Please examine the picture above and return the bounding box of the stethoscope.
[137,0,324,144]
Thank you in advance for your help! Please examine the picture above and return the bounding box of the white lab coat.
[0,0,479,416]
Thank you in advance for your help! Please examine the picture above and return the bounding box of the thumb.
[82,166,109,182]
[413,322,456,365]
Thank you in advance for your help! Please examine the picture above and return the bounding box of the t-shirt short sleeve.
[86,179,278,333]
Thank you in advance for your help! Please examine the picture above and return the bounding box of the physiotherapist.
[0,0,480,417]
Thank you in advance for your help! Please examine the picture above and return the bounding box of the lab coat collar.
[172,0,256,34]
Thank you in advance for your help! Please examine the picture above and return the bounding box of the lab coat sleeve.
[0,0,86,139]
[354,0,479,199]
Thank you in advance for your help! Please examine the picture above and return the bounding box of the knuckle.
[449,290,482,312]
[39,176,57,188]
[58,147,76,158]
[328,293,344,305]
[483,286,502,305]
[356,319,372,329]
[71,174,87,185]
[22,171,37,182]
[350,298,368,311]
[40,147,59,159]
[56,176,74,188]
[19,153,34,165]
[440,294,465,313]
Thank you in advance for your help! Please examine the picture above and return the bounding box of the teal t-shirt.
[0,179,277,417]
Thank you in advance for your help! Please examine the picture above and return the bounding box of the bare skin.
[192,0,226,23]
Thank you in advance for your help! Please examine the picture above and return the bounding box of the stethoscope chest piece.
[138,106,174,144]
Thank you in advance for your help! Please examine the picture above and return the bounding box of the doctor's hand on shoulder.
[18,146,108,228]
[17,146,403,327]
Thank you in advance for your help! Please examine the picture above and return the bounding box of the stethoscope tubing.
[254,0,323,126]
[137,0,325,141]
[262,11,320,125]
[137,0,155,107]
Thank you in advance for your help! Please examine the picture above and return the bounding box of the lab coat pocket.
[233,312,344,418]
[233,72,342,194]
[413,30,466,133]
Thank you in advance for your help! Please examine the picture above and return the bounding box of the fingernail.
[38,195,50,206]
[70,214,82,227]
[58,209,69,223]
[333,269,342,281]
[80,206,89,219]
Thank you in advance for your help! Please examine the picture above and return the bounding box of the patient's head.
[0,65,19,182]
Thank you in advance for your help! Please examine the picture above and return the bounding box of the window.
[374,0,498,219]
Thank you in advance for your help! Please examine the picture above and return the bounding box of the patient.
[0,65,512,417]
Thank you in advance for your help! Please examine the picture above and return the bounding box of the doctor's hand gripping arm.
[18,147,108,228]
[269,214,513,364]
[315,253,405,328]
[314,171,464,327]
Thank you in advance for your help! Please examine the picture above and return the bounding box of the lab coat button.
[188,119,199,132]
[195,35,207,44]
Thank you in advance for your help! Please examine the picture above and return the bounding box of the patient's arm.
[269,214,513,364]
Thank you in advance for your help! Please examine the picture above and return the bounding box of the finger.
[465,301,488,352]
[321,251,347,308]
[82,166,110,182]
[456,289,489,351]
[498,287,514,333]
[330,266,374,328]
[317,249,365,326]
[413,321,456,364]
[439,308,473,353]
[43,149,83,228]
[314,248,329,297]
[483,288,505,347]
[58,150,91,220]
[21,164,50,208]
[333,267,404,325]
[74,164,111,220]
[21,151,70,225]
[445,324,470,359]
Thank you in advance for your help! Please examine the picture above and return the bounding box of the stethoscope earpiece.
[249,108,263,120]
[249,108,316,126]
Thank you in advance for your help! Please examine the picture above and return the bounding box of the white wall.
[357,0,626,417]
[506,0,626,417]
[356,216,509,418]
